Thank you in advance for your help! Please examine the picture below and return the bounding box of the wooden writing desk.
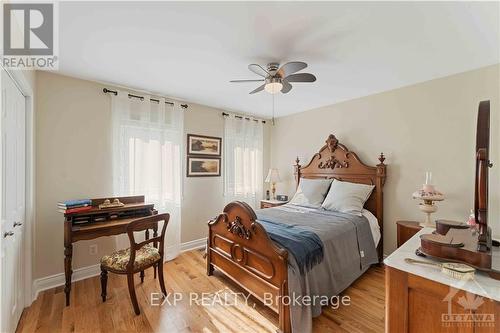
[63,196,157,306]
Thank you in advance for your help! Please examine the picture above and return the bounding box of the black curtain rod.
[103,88,188,109]
[222,112,266,124]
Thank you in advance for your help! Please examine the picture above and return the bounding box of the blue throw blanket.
[256,211,324,275]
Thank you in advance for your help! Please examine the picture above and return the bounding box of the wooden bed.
[206,134,387,333]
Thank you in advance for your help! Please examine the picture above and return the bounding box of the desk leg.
[64,244,73,306]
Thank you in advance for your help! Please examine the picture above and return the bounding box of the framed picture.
[187,156,221,177]
[187,134,222,156]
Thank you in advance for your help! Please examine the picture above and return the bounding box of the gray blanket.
[257,204,379,333]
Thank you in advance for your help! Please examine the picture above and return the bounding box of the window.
[223,114,263,209]
[111,91,183,260]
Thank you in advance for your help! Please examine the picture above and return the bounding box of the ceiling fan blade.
[281,81,292,93]
[277,61,307,78]
[230,79,265,83]
[284,73,316,83]
[249,84,265,94]
[248,64,269,77]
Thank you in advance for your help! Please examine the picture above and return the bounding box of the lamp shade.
[265,168,281,183]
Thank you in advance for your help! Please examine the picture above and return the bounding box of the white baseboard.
[180,237,207,252]
[32,263,101,301]
[32,237,207,302]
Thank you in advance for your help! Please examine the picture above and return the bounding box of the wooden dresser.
[385,228,500,333]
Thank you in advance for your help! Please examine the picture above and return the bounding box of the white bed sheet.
[361,208,381,246]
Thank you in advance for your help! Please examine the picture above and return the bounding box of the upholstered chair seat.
[100,244,161,272]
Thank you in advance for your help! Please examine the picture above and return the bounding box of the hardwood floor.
[16,250,385,333]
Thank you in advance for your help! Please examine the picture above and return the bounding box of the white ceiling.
[56,1,500,118]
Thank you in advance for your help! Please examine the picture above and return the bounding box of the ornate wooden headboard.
[294,134,387,258]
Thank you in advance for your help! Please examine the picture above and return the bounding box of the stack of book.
[58,199,93,214]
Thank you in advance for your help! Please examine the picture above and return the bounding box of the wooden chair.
[100,213,169,315]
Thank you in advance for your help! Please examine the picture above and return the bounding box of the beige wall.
[270,64,500,255]
[35,72,114,279]
[182,105,272,243]
[34,71,270,279]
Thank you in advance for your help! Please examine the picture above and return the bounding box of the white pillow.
[289,178,333,208]
[321,179,375,216]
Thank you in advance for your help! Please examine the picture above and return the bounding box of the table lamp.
[265,168,281,200]
[412,171,445,227]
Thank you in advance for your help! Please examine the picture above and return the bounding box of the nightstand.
[260,200,288,209]
[396,221,423,247]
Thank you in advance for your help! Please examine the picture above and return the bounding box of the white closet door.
[1,69,26,333]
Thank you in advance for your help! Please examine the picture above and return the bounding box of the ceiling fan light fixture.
[264,78,283,94]
[231,61,315,95]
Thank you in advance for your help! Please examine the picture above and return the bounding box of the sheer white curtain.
[224,114,264,209]
[111,90,183,261]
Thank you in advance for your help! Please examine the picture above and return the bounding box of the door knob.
[3,231,14,238]
[13,222,22,227]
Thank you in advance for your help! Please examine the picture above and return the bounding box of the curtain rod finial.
[103,88,117,96]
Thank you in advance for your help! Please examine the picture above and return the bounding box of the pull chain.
[272,93,275,125]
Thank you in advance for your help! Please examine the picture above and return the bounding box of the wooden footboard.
[207,201,291,333]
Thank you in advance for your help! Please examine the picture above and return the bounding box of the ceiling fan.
[230,61,316,94]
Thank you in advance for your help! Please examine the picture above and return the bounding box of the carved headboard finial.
[378,152,386,165]
[326,134,339,153]
[295,156,300,166]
